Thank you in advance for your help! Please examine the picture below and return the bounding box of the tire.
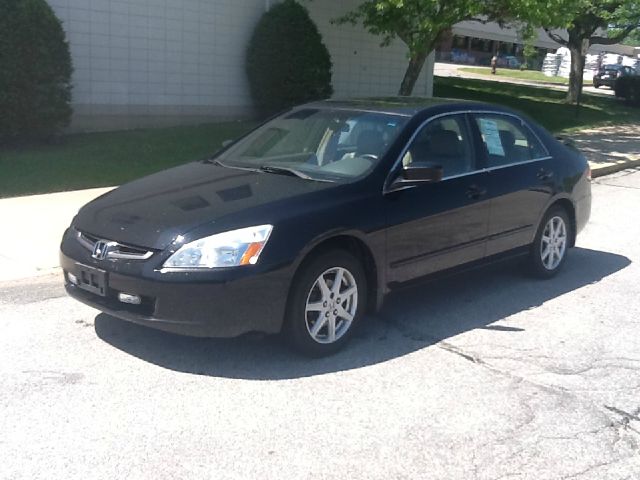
[284,250,367,357]
[593,82,600,89]
[528,206,572,278]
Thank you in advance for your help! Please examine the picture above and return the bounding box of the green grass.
[458,67,569,85]
[434,76,640,132]
[0,121,256,198]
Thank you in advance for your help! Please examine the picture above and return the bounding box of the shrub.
[246,0,333,118]
[614,76,640,106]
[0,0,73,145]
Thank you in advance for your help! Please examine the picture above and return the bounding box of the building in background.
[436,21,637,70]
[47,0,434,132]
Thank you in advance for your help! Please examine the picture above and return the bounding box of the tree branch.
[590,24,638,45]
[545,28,569,47]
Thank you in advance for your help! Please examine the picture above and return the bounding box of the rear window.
[473,114,548,168]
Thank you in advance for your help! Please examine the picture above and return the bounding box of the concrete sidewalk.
[0,187,113,281]
[0,126,638,282]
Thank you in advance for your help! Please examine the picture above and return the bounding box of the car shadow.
[94,247,630,380]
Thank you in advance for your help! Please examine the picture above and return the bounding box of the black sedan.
[593,64,636,89]
[60,99,591,356]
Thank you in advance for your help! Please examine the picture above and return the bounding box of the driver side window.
[402,115,474,178]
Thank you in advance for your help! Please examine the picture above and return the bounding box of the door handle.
[466,185,487,200]
[537,169,554,181]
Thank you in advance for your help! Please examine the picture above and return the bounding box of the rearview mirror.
[402,161,443,182]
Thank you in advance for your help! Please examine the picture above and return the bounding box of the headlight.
[163,225,273,269]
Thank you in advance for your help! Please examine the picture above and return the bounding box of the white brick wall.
[46,0,434,131]
[307,1,433,99]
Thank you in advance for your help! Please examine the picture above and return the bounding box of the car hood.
[73,161,335,250]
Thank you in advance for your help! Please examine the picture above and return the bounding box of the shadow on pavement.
[95,247,630,380]
[570,124,640,166]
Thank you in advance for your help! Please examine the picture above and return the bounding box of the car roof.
[301,97,513,118]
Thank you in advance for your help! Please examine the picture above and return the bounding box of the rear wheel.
[528,207,571,278]
[284,250,366,357]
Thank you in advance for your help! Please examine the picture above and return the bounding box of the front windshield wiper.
[206,158,260,172]
[259,165,334,183]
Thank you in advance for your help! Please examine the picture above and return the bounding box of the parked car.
[593,64,636,89]
[60,99,592,356]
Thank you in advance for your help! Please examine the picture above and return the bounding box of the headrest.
[429,130,461,157]
[499,130,516,149]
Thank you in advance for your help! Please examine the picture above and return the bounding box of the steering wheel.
[359,154,378,162]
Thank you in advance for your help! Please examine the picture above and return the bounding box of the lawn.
[0,121,256,198]
[458,67,569,85]
[434,76,640,132]
[2,77,639,198]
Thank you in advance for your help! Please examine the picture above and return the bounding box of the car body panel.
[73,161,335,250]
[384,173,491,283]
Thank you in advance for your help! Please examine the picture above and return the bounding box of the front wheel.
[284,250,367,357]
[528,207,571,278]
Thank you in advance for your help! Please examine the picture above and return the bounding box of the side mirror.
[221,139,234,148]
[402,161,443,182]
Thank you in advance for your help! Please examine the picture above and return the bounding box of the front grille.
[75,229,155,260]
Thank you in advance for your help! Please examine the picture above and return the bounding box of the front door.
[385,114,491,285]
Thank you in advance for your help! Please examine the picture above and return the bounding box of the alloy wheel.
[540,216,567,270]
[305,267,358,344]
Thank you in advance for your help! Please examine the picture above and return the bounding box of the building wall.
[47,0,433,132]
[305,2,433,100]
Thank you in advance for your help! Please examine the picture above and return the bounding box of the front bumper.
[60,230,294,338]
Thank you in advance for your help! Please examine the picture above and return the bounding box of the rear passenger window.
[402,115,474,178]
[473,115,547,167]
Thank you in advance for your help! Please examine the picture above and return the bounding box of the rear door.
[470,113,555,256]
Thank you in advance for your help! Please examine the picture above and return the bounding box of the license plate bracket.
[76,264,108,297]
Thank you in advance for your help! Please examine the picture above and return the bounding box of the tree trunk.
[398,50,429,96]
[566,38,588,104]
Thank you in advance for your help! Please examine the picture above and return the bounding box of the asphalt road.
[2,169,640,480]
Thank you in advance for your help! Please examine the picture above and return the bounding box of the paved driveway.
[2,170,640,479]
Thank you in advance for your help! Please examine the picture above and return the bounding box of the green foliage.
[335,0,485,95]
[518,24,538,69]
[615,76,640,106]
[434,76,640,132]
[492,0,639,103]
[0,0,73,145]
[246,0,333,118]
[335,0,482,56]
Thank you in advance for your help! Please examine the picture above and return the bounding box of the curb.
[590,158,640,179]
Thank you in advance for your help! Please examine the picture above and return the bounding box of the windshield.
[216,108,409,182]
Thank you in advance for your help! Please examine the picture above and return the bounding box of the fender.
[288,227,387,312]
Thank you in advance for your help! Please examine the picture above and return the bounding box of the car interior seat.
[427,129,467,176]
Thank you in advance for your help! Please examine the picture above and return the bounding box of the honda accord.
[60,98,591,356]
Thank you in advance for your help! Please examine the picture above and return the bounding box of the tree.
[544,1,640,103]
[518,23,539,69]
[0,0,73,145]
[335,0,484,96]
[246,0,333,117]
